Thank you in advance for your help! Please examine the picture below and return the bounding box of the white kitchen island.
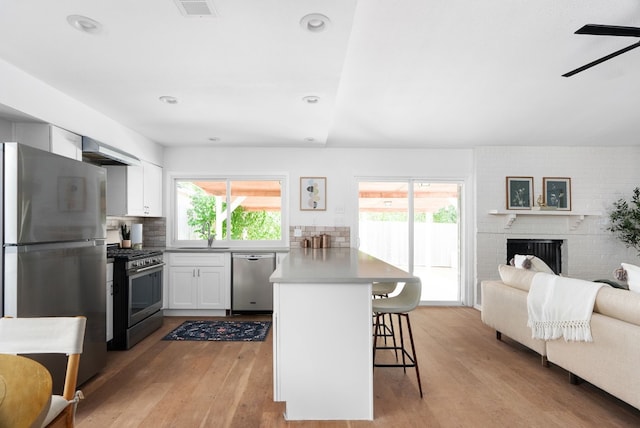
[269,248,418,421]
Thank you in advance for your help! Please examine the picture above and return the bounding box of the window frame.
[169,173,288,249]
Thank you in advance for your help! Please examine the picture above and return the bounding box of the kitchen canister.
[131,224,143,247]
[321,233,330,248]
[312,235,321,249]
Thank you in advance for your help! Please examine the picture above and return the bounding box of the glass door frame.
[355,177,466,306]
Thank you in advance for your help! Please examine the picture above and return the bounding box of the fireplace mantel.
[488,210,602,230]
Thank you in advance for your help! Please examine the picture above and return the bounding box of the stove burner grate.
[107,248,162,260]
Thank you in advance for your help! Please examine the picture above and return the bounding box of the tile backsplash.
[107,216,166,248]
[106,219,348,249]
[289,226,350,248]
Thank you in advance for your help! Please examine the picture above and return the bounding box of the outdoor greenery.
[360,212,416,222]
[433,205,458,223]
[186,191,217,238]
[608,187,640,254]
[360,205,457,224]
[186,189,281,240]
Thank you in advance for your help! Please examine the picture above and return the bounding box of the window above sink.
[170,175,287,249]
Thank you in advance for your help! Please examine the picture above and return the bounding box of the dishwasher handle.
[232,253,275,261]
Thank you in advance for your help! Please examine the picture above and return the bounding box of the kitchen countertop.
[164,246,289,253]
[270,247,417,284]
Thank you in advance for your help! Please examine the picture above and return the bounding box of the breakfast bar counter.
[270,248,417,421]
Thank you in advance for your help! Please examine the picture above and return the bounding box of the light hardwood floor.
[75,308,640,427]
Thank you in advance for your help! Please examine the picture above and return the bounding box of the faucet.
[202,222,215,247]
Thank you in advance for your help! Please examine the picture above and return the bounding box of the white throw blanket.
[527,273,605,342]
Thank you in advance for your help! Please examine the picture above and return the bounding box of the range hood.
[82,137,141,166]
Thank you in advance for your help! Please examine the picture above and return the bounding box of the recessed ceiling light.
[208,137,220,142]
[300,13,331,33]
[302,96,320,104]
[67,15,103,34]
[159,96,178,104]
[304,137,316,143]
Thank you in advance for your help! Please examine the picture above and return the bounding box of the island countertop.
[270,247,417,284]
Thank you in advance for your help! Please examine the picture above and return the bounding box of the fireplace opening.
[507,239,563,274]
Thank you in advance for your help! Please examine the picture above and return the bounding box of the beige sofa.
[481,264,640,410]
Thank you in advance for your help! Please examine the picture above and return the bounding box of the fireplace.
[506,239,563,274]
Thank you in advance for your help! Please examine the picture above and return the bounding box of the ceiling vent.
[174,0,217,17]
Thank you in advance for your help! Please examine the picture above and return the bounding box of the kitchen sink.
[178,247,230,250]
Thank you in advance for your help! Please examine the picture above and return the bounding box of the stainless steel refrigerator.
[1,142,107,393]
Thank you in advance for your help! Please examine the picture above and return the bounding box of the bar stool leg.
[373,313,381,368]
[405,313,423,398]
[373,312,398,360]
[394,313,403,373]
[388,312,398,359]
[372,297,389,346]
[373,312,423,398]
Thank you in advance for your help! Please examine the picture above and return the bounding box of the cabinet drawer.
[169,252,228,266]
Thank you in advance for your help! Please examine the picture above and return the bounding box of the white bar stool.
[372,279,423,398]
[372,282,398,351]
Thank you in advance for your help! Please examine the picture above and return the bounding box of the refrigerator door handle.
[7,240,100,252]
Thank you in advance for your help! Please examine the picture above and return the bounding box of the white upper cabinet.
[142,161,162,216]
[106,161,163,217]
[13,123,82,160]
[50,126,82,160]
[125,164,145,216]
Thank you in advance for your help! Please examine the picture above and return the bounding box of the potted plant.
[120,224,131,248]
[608,187,640,254]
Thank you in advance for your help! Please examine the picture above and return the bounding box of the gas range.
[107,244,164,350]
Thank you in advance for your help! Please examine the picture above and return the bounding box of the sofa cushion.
[593,286,640,327]
[512,255,555,274]
[593,279,629,290]
[498,264,538,292]
[621,263,640,294]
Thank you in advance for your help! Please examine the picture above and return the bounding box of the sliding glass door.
[358,180,461,303]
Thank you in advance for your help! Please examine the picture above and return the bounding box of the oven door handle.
[131,263,166,274]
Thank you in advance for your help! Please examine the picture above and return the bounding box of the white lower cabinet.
[168,253,230,310]
[273,281,374,420]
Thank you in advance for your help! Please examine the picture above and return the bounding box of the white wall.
[164,146,473,226]
[164,146,477,302]
[475,146,640,306]
[0,58,163,165]
[0,117,12,142]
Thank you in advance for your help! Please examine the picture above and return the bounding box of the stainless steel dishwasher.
[232,253,276,313]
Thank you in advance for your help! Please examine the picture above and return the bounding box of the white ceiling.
[1,0,640,149]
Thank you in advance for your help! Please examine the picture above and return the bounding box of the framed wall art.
[543,177,571,211]
[506,176,534,210]
[300,177,326,211]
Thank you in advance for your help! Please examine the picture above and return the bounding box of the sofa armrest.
[481,280,547,358]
